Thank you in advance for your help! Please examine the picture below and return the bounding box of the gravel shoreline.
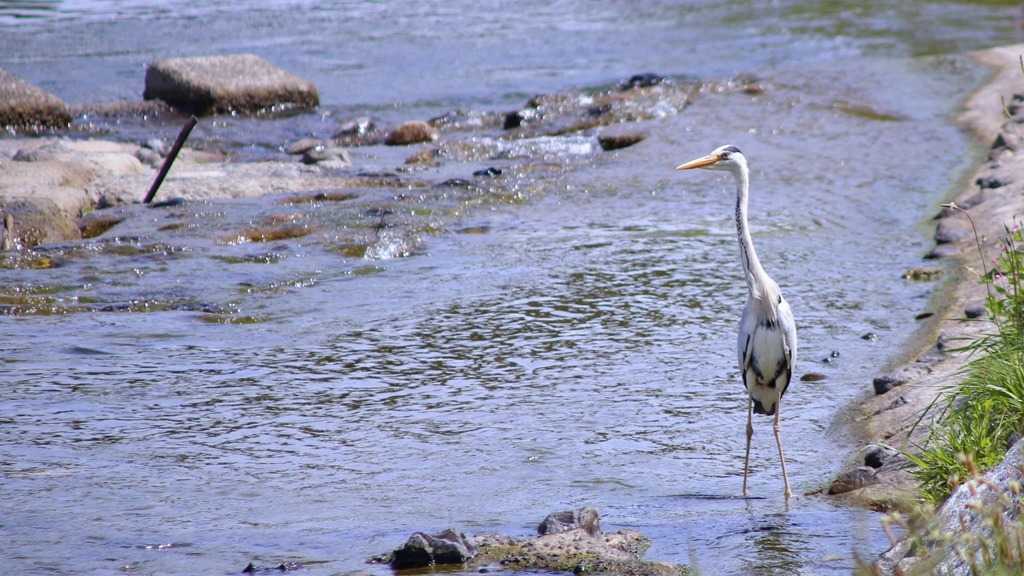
[828,43,1024,511]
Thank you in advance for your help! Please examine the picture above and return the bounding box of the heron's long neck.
[733,166,777,307]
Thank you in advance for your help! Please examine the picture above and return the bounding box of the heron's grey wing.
[777,296,797,371]
[737,299,757,387]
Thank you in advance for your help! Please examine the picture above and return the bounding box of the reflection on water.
[0,1,1017,575]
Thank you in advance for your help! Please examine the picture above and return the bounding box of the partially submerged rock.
[538,506,601,536]
[598,130,646,151]
[373,508,688,576]
[385,120,437,146]
[143,54,319,116]
[0,68,72,130]
[390,528,478,569]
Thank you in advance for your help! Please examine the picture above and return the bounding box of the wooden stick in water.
[144,115,198,204]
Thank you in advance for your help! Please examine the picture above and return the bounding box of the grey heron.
[676,144,797,499]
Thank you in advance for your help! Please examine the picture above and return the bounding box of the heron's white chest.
[737,296,795,388]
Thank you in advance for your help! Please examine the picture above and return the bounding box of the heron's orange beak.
[675,154,719,170]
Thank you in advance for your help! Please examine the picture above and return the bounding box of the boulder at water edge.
[144,54,319,116]
[0,68,72,130]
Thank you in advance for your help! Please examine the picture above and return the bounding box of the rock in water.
[0,68,71,130]
[828,466,878,495]
[144,54,319,116]
[385,120,437,145]
[537,506,601,536]
[389,528,478,569]
[598,132,645,151]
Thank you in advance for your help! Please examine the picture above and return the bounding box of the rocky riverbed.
[3,43,1024,575]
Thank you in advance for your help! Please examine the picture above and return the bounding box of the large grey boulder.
[0,68,71,130]
[143,54,319,116]
[874,439,1024,575]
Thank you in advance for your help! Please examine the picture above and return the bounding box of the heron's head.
[675,144,745,173]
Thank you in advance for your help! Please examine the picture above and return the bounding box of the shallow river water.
[1,2,1022,575]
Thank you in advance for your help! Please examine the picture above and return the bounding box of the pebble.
[964,301,987,318]
[404,148,439,165]
[598,132,645,151]
[385,120,437,145]
[286,138,323,155]
[301,146,350,166]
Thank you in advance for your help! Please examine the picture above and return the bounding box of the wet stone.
[873,364,926,395]
[902,267,943,280]
[618,73,666,90]
[828,466,878,495]
[385,120,437,145]
[143,54,319,116]
[301,146,350,167]
[333,117,385,146]
[598,132,646,151]
[859,444,899,469]
[0,198,82,247]
[390,529,478,569]
[538,507,601,537]
[975,174,1005,189]
[78,212,125,239]
[286,138,323,155]
[0,68,72,130]
[404,148,439,165]
[965,301,987,319]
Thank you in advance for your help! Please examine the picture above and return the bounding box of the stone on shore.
[143,54,319,116]
[0,68,72,130]
[872,364,928,395]
[873,439,1024,574]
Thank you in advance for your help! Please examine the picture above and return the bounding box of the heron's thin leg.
[743,386,753,497]
[773,384,791,499]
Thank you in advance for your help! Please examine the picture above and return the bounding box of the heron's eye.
[719,152,730,160]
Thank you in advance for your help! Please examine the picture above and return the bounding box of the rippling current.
[1,1,1021,575]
